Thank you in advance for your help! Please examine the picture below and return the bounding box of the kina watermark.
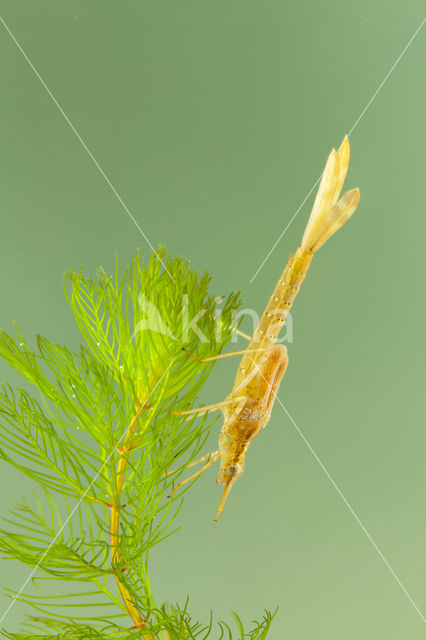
[132,294,293,345]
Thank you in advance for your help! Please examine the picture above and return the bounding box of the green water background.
[0,2,425,638]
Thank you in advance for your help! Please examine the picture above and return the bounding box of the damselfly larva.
[171,136,360,522]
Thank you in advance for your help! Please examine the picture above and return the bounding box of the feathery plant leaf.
[0,248,277,639]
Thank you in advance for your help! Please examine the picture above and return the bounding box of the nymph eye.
[226,463,242,478]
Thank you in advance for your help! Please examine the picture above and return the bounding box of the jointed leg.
[162,450,219,477]
[168,450,222,498]
[182,346,268,364]
[231,328,251,341]
[212,314,251,341]
[171,398,234,416]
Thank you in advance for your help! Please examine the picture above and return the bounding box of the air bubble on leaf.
[96,342,100,346]
[72,394,76,398]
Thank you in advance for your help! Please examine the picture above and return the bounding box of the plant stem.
[110,401,152,635]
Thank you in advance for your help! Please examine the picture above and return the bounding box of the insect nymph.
[171,137,360,522]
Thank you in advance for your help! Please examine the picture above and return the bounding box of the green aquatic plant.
[0,250,276,639]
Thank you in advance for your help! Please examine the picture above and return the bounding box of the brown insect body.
[212,137,360,521]
[214,252,313,515]
[171,137,360,522]
[219,397,263,472]
[215,247,313,490]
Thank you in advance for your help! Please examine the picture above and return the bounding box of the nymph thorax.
[216,396,266,485]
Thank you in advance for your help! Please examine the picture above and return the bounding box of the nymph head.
[225,462,243,479]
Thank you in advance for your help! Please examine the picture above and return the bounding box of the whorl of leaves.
[0,249,277,639]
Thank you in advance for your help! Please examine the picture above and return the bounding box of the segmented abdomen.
[234,247,313,386]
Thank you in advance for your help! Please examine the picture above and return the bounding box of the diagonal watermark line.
[0,357,177,626]
[346,17,426,137]
[277,396,426,624]
[250,355,425,624]
[0,15,176,283]
[249,17,426,284]
[249,179,320,284]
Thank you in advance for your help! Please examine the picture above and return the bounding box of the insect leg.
[162,450,220,477]
[182,346,269,363]
[232,328,251,341]
[171,398,235,416]
[168,450,222,498]
[212,312,251,341]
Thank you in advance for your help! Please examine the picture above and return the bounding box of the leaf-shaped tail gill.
[301,136,360,253]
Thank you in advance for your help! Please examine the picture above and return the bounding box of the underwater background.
[0,2,425,638]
